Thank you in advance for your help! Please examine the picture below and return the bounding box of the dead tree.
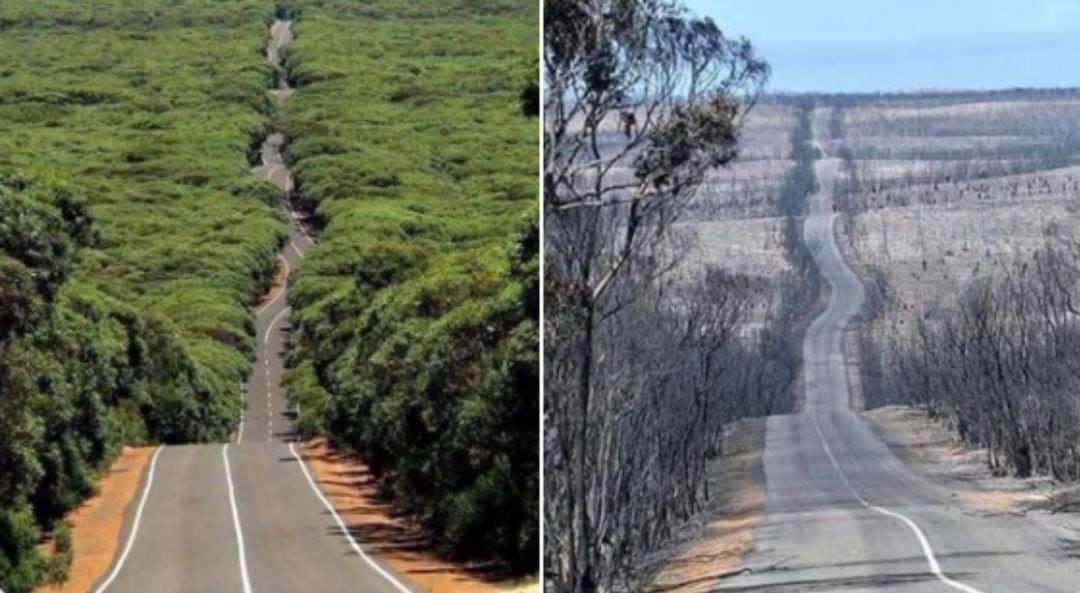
[875,233,1080,480]
[544,1,767,591]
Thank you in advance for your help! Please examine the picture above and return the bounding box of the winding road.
[714,114,1078,592]
[88,21,417,593]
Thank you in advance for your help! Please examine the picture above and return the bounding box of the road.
[714,115,1078,592]
[89,21,417,593]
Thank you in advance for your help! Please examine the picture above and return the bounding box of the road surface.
[715,115,1078,592]
[89,21,417,593]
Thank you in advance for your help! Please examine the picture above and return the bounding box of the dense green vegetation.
[0,3,284,590]
[277,0,539,571]
[0,0,539,584]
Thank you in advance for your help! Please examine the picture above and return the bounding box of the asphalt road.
[714,118,1078,592]
[89,21,417,593]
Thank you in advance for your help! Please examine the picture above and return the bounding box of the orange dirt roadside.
[34,446,154,593]
[299,439,536,593]
[256,254,288,309]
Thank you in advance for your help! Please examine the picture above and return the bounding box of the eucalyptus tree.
[544,1,767,591]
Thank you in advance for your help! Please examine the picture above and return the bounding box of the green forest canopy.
[0,0,538,589]
[0,2,283,589]
[277,0,539,571]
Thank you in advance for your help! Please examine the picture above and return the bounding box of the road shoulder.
[646,417,767,593]
[863,405,1068,514]
[33,447,153,593]
[298,439,537,593]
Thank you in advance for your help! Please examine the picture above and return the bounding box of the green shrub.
[280,1,538,570]
[0,507,47,593]
[0,4,286,589]
[44,522,72,586]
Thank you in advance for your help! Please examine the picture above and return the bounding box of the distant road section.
[714,113,1077,593]
[89,20,418,593]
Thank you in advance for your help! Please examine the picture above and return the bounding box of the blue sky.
[682,0,1080,93]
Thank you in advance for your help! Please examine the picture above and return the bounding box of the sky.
[681,0,1080,93]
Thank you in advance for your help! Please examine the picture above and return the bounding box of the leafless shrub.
[544,1,769,591]
[868,234,1080,479]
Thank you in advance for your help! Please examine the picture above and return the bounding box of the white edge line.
[807,129,984,593]
[222,445,253,593]
[289,442,414,593]
[290,240,305,258]
[255,254,289,316]
[811,416,987,593]
[93,446,164,593]
[264,306,291,344]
